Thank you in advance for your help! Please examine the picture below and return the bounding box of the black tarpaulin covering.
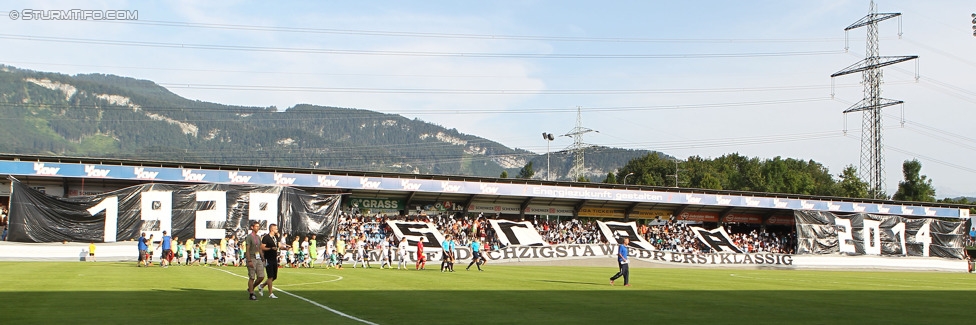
[7,180,340,243]
[794,210,965,259]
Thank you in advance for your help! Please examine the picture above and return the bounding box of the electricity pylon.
[831,0,917,199]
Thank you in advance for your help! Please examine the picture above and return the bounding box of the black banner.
[385,220,447,250]
[596,221,655,251]
[795,210,965,259]
[7,180,341,243]
[690,226,744,253]
[488,220,548,246]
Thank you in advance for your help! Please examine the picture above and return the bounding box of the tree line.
[511,151,946,202]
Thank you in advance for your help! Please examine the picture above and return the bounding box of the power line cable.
[153,82,888,95]
[0,96,838,116]
[95,19,854,44]
[0,33,848,59]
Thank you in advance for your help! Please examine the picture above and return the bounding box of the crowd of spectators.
[328,209,796,255]
[535,218,604,245]
[331,212,504,252]
[640,221,709,253]
[724,223,796,254]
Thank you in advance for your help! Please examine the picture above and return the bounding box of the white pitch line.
[207,266,378,325]
[274,276,344,287]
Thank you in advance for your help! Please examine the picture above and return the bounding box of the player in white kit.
[380,237,392,269]
[397,237,409,270]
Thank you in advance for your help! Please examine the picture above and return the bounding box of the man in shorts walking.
[137,233,148,267]
[156,231,174,268]
[245,221,266,300]
[258,223,283,299]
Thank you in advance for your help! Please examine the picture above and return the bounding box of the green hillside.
[0,65,651,179]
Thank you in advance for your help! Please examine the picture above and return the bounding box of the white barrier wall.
[0,241,141,261]
[0,242,968,272]
[789,255,967,272]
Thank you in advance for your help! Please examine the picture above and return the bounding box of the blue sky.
[2,1,976,197]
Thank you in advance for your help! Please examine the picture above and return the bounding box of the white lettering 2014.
[835,218,931,256]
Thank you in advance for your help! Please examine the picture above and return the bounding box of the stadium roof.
[0,153,970,220]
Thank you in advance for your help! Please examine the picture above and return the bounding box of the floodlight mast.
[831,0,917,199]
[542,132,555,181]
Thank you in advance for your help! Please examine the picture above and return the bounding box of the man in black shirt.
[257,223,283,299]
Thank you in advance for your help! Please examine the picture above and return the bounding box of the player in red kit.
[415,239,426,270]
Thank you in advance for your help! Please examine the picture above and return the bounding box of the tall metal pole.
[562,106,596,181]
[831,0,916,199]
[666,160,680,187]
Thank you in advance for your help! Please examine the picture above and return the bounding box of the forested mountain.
[0,65,654,180]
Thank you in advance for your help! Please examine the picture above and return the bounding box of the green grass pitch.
[1,262,973,324]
